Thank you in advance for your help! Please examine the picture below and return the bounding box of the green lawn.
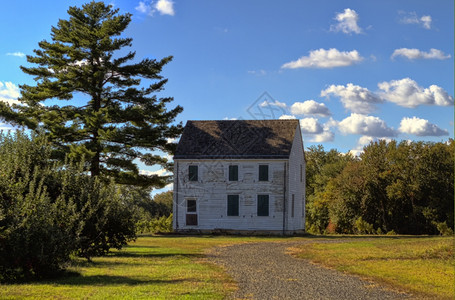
[291,236,455,299]
[0,235,282,299]
[1,235,453,299]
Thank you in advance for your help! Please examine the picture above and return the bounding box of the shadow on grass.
[108,251,203,259]
[51,275,187,286]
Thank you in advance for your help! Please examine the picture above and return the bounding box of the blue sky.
[0,1,453,172]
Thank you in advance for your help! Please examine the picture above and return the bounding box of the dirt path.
[207,241,409,300]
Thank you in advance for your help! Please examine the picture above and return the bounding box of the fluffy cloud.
[290,100,331,116]
[391,48,451,60]
[399,11,432,29]
[281,48,363,69]
[6,52,25,58]
[378,78,454,108]
[330,8,363,34]
[299,118,324,134]
[309,130,335,143]
[135,0,174,16]
[0,81,21,106]
[155,0,174,16]
[399,117,448,136]
[278,115,296,120]
[259,99,287,109]
[321,83,383,114]
[338,113,396,137]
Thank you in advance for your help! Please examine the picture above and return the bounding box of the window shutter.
[257,195,269,216]
[227,195,239,216]
[229,165,238,181]
[259,165,268,181]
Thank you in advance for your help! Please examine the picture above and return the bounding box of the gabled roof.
[174,119,299,159]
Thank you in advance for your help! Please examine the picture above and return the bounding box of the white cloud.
[348,136,393,156]
[378,78,454,108]
[391,48,451,60]
[259,100,287,109]
[290,100,331,116]
[135,1,151,14]
[399,117,448,136]
[135,0,174,16]
[330,8,363,34]
[321,83,383,114]
[399,11,432,29]
[140,168,171,177]
[281,48,363,69]
[155,0,174,16]
[309,130,334,143]
[299,118,324,134]
[0,81,21,106]
[278,114,296,120]
[338,113,396,137]
[6,52,25,58]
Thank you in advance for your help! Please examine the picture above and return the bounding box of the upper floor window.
[189,165,198,181]
[229,165,238,181]
[259,165,268,181]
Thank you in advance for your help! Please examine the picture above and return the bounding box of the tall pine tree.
[0,2,182,187]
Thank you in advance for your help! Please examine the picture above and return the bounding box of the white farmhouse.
[173,119,305,234]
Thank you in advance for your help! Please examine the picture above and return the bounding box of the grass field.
[0,235,453,299]
[291,236,455,299]
[0,235,282,299]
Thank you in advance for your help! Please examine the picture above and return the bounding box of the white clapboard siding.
[173,158,306,232]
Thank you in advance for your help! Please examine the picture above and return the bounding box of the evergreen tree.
[0,1,182,187]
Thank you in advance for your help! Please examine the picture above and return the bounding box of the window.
[187,199,197,212]
[300,164,303,182]
[189,165,198,181]
[227,195,239,216]
[186,199,197,225]
[291,194,295,218]
[229,165,238,181]
[257,195,269,216]
[259,165,268,181]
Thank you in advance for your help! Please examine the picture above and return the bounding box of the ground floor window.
[186,199,197,225]
[227,195,239,216]
[257,195,269,216]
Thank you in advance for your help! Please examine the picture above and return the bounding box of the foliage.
[0,131,78,280]
[0,1,182,188]
[0,131,138,280]
[143,214,173,234]
[305,140,454,235]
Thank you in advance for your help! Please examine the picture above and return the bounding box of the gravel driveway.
[207,241,409,300]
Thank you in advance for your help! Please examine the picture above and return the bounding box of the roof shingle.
[174,119,299,159]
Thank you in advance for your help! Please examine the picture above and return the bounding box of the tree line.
[305,140,454,235]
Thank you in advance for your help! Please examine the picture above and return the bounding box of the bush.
[139,214,173,234]
[354,217,375,234]
[0,131,138,280]
[0,131,79,280]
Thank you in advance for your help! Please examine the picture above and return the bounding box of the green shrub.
[354,217,375,234]
[144,214,173,234]
[0,131,79,281]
